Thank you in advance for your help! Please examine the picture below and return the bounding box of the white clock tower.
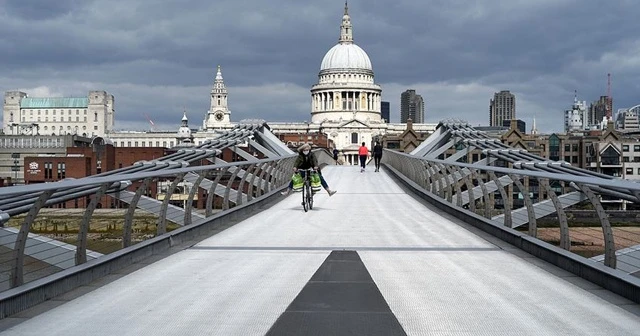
[204,65,231,129]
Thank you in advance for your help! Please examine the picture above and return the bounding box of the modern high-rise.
[589,96,613,127]
[381,101,390,123]
[489,90,515,127]
[400,90,424,123]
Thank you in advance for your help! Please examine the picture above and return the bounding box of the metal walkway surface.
[1,166,639,335]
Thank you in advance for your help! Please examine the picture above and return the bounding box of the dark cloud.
[1,0,640,133]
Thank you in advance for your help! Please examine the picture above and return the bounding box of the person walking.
[358,142,369,173]
[332,148,340,164]
[373,141,383,172]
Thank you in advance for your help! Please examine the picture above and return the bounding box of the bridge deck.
[1,166,639,335]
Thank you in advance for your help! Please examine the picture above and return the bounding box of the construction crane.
[606,73,612,120]
[142,113,157,131]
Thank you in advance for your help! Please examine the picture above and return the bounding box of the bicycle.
[298,168,316,212]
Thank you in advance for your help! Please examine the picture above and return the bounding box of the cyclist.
[281,143,337,196]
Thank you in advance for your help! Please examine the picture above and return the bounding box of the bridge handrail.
[385,149,640,192]
[383,148,640,272]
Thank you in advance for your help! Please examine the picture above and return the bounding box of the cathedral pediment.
[338,119,371,128]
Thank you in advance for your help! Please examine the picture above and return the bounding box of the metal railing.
[383,149,640,272]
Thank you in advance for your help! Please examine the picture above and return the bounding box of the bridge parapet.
[0,123,297,317]
[386,121,640,276]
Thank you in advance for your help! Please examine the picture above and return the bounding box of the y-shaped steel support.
[509,174,537,237]
[184,173,207,226]
[77,183,111,265]
[157,173,186,235]
[489,172,511,227]
[12,190,55,287]
[123,177,152,247]
[461,168,476,212]
[475,170,491,219]
[573,182,616,268]
[539,178,570,250]
[447,165,463,206]
[206,167,227,217]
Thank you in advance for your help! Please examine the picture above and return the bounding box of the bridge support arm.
[489,172,511,227]
[572,182,616,269]
[539,179,571,250]
[123,178,153,248]
[12,190,55,288]
[509,174,537,237]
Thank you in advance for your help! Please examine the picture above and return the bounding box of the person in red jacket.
[358,142,369,173]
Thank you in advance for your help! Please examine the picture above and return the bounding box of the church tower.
[204,65,231,130]
[176,111,194,146]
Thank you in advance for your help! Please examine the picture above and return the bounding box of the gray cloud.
[1,0,639,134]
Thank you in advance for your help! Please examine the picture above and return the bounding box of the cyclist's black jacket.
[294,152,318,170]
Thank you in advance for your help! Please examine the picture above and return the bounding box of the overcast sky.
[2,0,639,133]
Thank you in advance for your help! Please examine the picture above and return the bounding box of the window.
[44,162,53,179]
[626,168,633,175]
[94,126,98,130]
[57,162,66,179]
[134,141,138,147]
[549,134,560,161]
[601,146,620,165]
[623,157,630,162]
[623,145,629,151]
[351,132,358,144]
[142,141,146,147]
[635,145,640,151]
[564,144,570,152]
[94,113,98,122]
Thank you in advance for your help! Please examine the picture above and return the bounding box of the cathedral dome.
[320,44,372,71]
[319,3,372,72]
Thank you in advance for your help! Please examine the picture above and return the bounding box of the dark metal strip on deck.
[266,250,407,336]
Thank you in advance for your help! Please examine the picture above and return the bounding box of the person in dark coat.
[373,141,383,172]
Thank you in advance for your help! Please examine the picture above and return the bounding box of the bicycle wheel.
[301,181,309,212]
[307,183,314,210]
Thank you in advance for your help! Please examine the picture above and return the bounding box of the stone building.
[3,90,114,137]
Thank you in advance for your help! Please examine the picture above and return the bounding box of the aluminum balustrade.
[0,122,296,292]
[385,147,640,272]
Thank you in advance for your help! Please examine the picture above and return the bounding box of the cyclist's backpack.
[310,173,322,192]
[292,173,303,191]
